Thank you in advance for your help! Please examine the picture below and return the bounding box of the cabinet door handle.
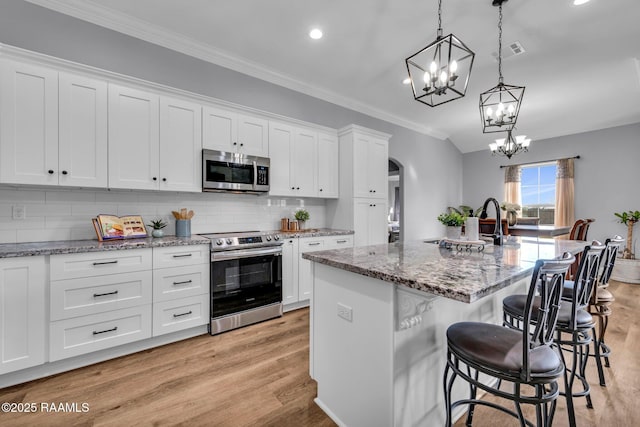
[309,242,321,246]
[337,239,347,243]
[48,169,55,174]
[93,326,118,335]
[173,310,193,318]
[92,260,118,266]
[172,254,193,258]
[93,290,118,298]
[172,279,193,286]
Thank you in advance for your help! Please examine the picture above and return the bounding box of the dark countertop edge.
[274,228,354,238]
[303,252,537,304]
[0,236,210,258]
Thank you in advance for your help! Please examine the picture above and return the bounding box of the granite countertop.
[302,237,587,303]
[273,228,354,238]
[0,235,210,258]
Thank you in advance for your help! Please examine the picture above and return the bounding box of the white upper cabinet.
[317,132,339,198]
[0,60,59,185]
[353,134,388,200]
[268,121,295,196]
[159,96,202,192]
[108,85,202,192]
[108,84,160,190]
[292,128,318,197]
[203,105,268,157]
[59,72,108,188]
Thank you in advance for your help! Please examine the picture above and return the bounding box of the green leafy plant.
[148,219,168,230]
[437,211,466,227]
[614,210,639,259]
[294,209,310,222]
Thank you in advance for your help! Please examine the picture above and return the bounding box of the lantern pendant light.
[479,0,525,133]
[405,0,475,107]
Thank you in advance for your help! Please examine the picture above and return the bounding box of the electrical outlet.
[337,302,353,322]
[12,205,26,220]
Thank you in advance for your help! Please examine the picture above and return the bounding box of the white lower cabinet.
[284,235,354,310]
[0,257,46,375]
[50,305,152,362]
[354,199,388,247]
[153,294,209,336]
[151,245,210,337]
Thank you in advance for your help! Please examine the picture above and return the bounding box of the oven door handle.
[212,246,282,261]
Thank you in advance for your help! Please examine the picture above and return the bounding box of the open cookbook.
[92,214,148,241]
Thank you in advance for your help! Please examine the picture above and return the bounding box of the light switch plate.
[12,205,26,220]
[337,302,353,322]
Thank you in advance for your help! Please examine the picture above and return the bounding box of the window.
[521,163,556,224]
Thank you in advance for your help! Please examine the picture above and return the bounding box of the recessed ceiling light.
[309,28,323,40]
[573,0,590,5]
[402,77,411,85]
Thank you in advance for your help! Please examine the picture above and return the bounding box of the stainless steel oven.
[201,231,283,335]
[202,149,270,194]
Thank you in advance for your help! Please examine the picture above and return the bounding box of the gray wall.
[462,123,640,244]
[0,1,463,242]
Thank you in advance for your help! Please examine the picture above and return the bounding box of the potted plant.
[612,210,640,284]
[294,209,310,230]
[148,218,168,238]
[437,211,466,239]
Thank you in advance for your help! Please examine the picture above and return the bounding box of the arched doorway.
[388,158,403,242]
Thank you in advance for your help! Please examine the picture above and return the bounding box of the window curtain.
[503,165,522,215]
[554,158,575,227]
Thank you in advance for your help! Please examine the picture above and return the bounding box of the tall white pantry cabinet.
[327,125,391,247]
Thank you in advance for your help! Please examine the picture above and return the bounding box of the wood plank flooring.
[0,280,638,426]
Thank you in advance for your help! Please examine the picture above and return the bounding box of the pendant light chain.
[497,3,503,83]
[438,0,443,31]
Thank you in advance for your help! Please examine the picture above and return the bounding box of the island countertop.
[302,237,586,303]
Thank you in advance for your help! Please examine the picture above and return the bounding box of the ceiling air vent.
[491,41,525,60]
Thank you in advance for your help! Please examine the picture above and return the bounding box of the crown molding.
[23,0,448,141]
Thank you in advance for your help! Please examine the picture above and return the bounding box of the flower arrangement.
[437,211,466,227]
[500,202,521,213]
[614,209,639,259]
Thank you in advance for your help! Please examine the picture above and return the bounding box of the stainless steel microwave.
[202,149,270,194]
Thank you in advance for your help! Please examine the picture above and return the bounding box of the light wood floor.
[0,280,638,427]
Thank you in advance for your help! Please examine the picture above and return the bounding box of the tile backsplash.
[0,187,327,244]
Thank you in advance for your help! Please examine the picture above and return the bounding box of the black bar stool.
[443,253,574,427]
[589,235,624,386]
[503,242,604,427]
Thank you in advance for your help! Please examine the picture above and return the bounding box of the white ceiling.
[26,0,640,153]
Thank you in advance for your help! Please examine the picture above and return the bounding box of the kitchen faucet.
[480,197,503,246]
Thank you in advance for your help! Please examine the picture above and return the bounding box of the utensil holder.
[176,219,191,237]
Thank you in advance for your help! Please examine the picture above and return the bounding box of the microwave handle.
[253,161,257,188]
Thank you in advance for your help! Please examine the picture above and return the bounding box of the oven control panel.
[208,233,282,251]
[239,236,263,244]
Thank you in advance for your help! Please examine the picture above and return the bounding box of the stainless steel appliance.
[201,231,283,335]
[202,149,270,194]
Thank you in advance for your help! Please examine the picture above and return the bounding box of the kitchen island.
[302,237,586,427]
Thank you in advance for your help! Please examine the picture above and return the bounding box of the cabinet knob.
[319,188,323,192]
[152,177,157,181]
[296,187,300,190]
[233,142,237,146]
[373,190,376,193]
[240,143,244,147]
[61,170,68,175]
[291,187,295,190]
[48,169,54,174]
[162,178,167,182]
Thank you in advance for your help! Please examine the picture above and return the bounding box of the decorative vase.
[446,226,462,240]
[298,220,306,231]
[152,229,164,238]
[506,211,517,226]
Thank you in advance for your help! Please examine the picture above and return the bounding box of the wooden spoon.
[172,211,181,219]
[180,208,187,219]
[187,210,194,219]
